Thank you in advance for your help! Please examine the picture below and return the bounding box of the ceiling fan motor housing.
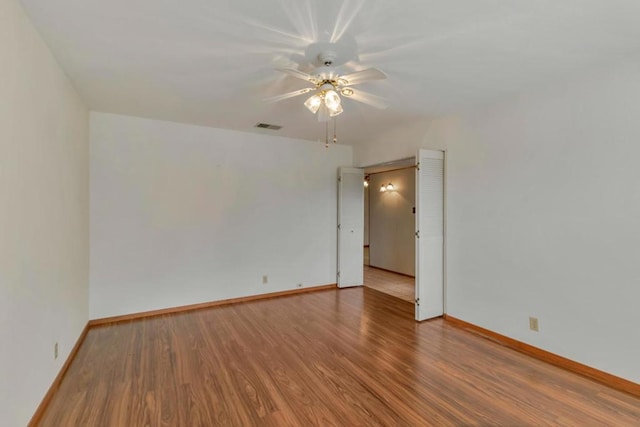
[319,82,335,93]
[318,51,337,67]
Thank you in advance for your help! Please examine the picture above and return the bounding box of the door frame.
[356,151,447,320]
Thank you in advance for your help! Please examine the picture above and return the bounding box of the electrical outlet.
[529,317,539,332]
[262,275,268,284]
[54,342,58,359]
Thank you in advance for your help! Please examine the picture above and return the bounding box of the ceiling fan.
[267,50,388,122]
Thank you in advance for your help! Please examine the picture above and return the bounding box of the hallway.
[363,265,414,303]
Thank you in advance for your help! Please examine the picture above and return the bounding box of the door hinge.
[416,162,420,171]
[338,224,341,230]
[338,176,342,182]
[337,271,340,277]
[415,298,420,305]
[415,230,420,239]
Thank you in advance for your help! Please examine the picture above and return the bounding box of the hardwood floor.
[364,265,415,302]
[37,288,640,426]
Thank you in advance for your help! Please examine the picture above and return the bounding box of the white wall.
[443,60,640,384]
[369,168,415,276]
[352,117,453,167]
[0,0,89,424]
[354,58,640,385]
[90,113,352,319]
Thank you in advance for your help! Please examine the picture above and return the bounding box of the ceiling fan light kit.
[268,42,388,146]
[303,82,343,118]
[279,61,385,123]
[270,43,387,116]
[341,88,354,97]
[304,94,322,114]
[323,89,341,111]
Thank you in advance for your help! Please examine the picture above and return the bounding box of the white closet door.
[415,150,444,320]
[337,167,364,288]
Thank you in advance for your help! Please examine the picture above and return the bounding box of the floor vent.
[255,123,282,130]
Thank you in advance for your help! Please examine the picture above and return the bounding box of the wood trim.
[444,315,640,398]
[366,165,417,175]
[89,284,338,327]
[368,265,415,279]
[28,323,90,427]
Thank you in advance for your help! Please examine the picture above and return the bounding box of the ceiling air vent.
[255,123,282,130]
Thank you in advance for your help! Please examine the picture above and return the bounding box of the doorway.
[337,150,444,321]
[362,158,416,303]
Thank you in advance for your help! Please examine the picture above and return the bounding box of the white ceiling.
[19,0,640,145]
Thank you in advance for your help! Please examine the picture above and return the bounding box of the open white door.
[337,167,364,288]
[415,150,444,320]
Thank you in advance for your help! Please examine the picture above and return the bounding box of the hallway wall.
[368,168,415,276]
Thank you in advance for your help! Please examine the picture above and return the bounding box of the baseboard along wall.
[444,315,640,399]
[89,284,337,326]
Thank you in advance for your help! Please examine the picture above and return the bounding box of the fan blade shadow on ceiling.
[289,53,313,69]
[277,68,317,83]
[347,89,388,109]
[340,68,386,86]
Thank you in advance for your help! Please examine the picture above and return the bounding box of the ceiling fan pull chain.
[333,118,337,144]
[325,120,329,148]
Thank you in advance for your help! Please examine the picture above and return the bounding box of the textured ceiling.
[19,0,640,145]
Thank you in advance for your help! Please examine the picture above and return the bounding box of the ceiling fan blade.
[264,88,314,103]
[277,68,318,83]
[346,90,389,109]
[339,68,387,86]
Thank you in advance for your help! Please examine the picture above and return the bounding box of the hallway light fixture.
[380,182,394,192]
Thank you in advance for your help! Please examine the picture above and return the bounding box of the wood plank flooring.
[37,287,640,426]
[364,265,415,302]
